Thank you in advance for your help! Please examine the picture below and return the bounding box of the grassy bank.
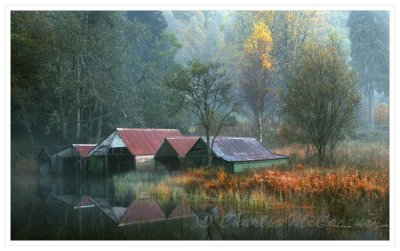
[140,138,389,228]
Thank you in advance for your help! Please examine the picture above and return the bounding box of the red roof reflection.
[119,199,166,226]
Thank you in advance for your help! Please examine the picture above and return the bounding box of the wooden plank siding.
[233,158,288,173]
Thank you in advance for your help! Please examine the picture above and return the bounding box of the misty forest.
[11,11,389,240]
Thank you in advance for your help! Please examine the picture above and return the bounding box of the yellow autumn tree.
[240,21,275,142]
[243,21,273,70]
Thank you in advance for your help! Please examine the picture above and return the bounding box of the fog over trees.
[11,10,389,165]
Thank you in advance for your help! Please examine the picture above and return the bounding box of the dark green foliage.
[348,11,389,95]
[11,11,185,149]
[166,59,239,167]
[126,11,167,39]
[347,11,389,129]
[11,10,388,159]
[282,35,361,165]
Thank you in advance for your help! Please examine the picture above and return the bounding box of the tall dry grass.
[170,167,388,203]
[112,137,389,224]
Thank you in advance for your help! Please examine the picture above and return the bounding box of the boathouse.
[89,128,182,174]
[53,144,96,174]
[36,147,56,176]
[186,137,288,173]
[52,144,96,195]
[154,136,200,171]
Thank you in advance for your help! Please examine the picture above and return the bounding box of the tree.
[223,11,330,142]
[240,21,275,142]
[11,11,182,148]
[228,11,328,86]
[11,11,56,145]
[166,59,239,168]
[348,11,389,129]
[40,11,130,143]
[165,11,226,63]
[282,35,361,166]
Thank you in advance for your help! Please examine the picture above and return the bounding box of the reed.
[167,160,388,213]
[110,137,389,226]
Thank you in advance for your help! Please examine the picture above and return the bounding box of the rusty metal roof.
[35,147,52,161]
[54,144,96,158]
[163,136,200,157]
[119,199,166,226]
[73,144,96,158]
[117,128,182,155]
[199,137,288,162]
[36,146,70,160]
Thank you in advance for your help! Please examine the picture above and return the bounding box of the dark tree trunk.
[317,146,326,166]
[206,131,212,169]
[76,91,81,140]
[56,65,68,143]
[369,84,375,129]
[62,115,68,143]
[88,109,93,141]
[258,112,263,143]
[95,106,103,143]
[329,147,336,168]
[21,103,35,146]
[75,51,82,141]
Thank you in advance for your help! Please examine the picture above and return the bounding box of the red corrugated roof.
[117,128,182,155]
[165,136,200,157]
[73,144,96,158]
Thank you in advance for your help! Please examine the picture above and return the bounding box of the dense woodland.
[11,11,389,165]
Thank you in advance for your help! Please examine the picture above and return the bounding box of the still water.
[11,167,389,240]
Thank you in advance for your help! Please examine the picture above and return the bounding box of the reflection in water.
[11,162,389,240]
[37,194,202,240]
[74,196,96,209]
[50,194,196,227]
[32,168,204,240]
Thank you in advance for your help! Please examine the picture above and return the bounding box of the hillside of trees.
[11,10,389,165]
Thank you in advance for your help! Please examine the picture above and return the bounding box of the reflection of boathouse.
[89,128,182,175]
[118,199,166,226]
[46,195,196,228]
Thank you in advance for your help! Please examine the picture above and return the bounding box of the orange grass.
[170,167,388,203]
[241,168,388,200]
[274,144,308,159]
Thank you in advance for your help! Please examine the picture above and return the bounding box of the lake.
[11,166,389,240]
